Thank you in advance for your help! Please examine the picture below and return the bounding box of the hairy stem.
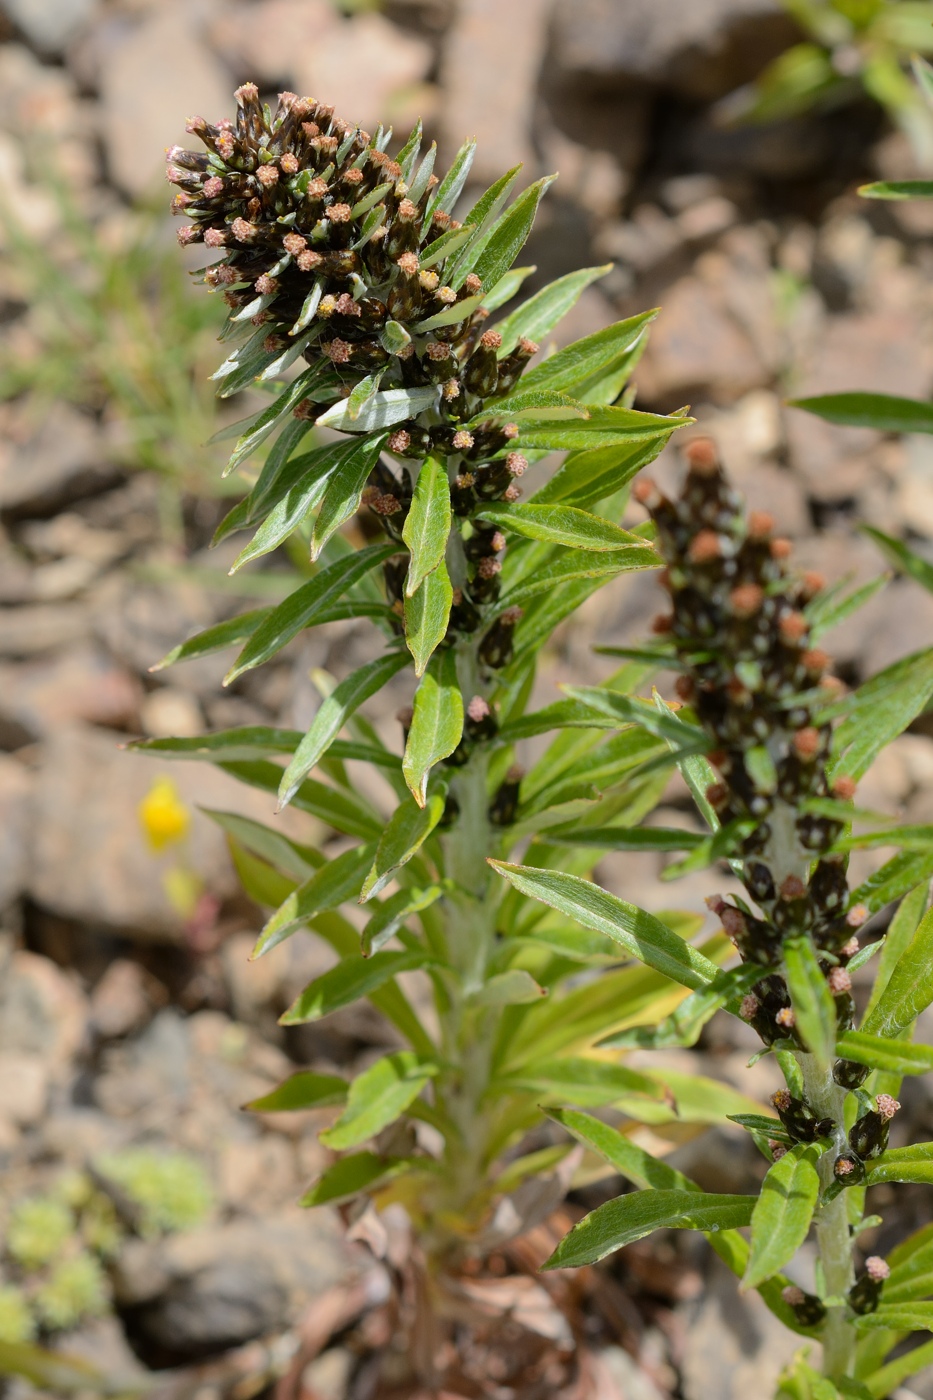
[799,1052,856,1379]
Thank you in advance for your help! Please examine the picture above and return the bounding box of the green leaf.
[866,880,929,1015]
[220,760,383,838]
[314,386,438,433]
[831,647,933,781]
[345,370,384,422]
[229,842,296,909]
[132,726,302,764]
[861,524,933,594]
[866,1143,933,1186]
[863,1338,933,1400]
[854,1301,933,1331]
[280,950,429,1024]
[544,1190,755,1270]
[473,388,588,424]
[489,863,720,990]
[360,884,443,957]
[519,311,659,395]
[546,826,705,853]
[600,963,767,1050]
[151,610,268,671]
[560,686,702,747]
[548,1107,698,1191]
[789,391,933,434]
[476,502,654,553]
[245,1071,348,1113]
[445,164,524,286]
[253,843,377,956]
[493,264,612,355]
[470,174,556,293]
[727,1114,791,1143]
[860,180,933,199]
[204,808,319,881]
[851,849,933,917]
[402,457,451,597]
[861,906,933,1039]
[223,365,327,465]
[743,1143,822,1291]
[361,790,446,902]
[510,404,681,453]
[413,293,485,334]
[299,1152,413,1207]
[319,1051,438,1150]
[482,264,536,311]
[495,1058,663,1106]
[278,651,410,807]
[310,432,391,559]
[425,137,476,220]
[836,1030,933,1076]
[497,548,658,609]
[403,649,463,806]
[533,438,668,508]
[784,937,836,1070]
[225,542,397,683]
[472,969,545,1008]
[804,572,890,643]
[404,559,453,676]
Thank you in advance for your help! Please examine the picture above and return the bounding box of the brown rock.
[0,755,33,907]
[0,404,120,521]
[26,724,312,940]
[0,602,92,657]
[0,1050,48,1125]
[0,644,141,741]
[0,947,88,1069]
[635,274,769,406]
[90,959,165,1039]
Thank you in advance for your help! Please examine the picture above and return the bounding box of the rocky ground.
[3,0,933,1396]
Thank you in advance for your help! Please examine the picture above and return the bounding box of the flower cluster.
[634,439,864,1086]
[169,85,536,674]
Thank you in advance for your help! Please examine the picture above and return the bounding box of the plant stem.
[799,1052,856,1380]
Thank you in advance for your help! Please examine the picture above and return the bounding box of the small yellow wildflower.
[138,776,190,852]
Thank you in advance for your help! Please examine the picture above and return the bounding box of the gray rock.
[26,723,303,939]
[118,1210,359,1364]
[99,2,231,198]
[0,602,93,658]
[0,755,33,908]
[1,0,96,53]
[0,947,88,1069]
[0,644,141,741]
[679,1251,800,1400]
[549,0,793,100]
[0,405,121,521]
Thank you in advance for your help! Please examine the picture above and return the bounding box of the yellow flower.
[138,777,190,852]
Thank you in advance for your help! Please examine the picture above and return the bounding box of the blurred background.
[4,1,933,1396]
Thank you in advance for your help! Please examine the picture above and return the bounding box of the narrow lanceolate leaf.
[314,386,437,433]
[152,610,268,671]
[403,650,463,806]
[519,311,659,395]
[310,433,391,560]
[221,761,382,839]
[860,179,933,200]
[472,969,545,1008]
[866,1143,933,1186]
[425,137,476,220]
[300,1152,413,1208]
[836,1030,933,1076]
[404,559,453,676]
[470,174,556,293]
[252,843,377,957]
[544,1190,755,1270]
[320,1053,439,1151]
[496,1058,663,1107]
[861,524,933,594]
[280,950,429,1025]
[494,264,612,355]
[489,863,720,990]
[861,906,933,1039]
[245,1071,348,1113]
[853,1302,933,1332]
[361,790,447,902]
[830,647,933,781]
[445,164,523,286]
[743,1143,821,1291]
[784,937,836,1071]
[515,404,683,452]
[561,686,702,747]
[789,392,933,434]
[132,727,302,763]
[203,808,318,881]
[600,963,766,1050]
[226,543,397,683]
[402,457,451,596]
[498,548,659,608]
[361,884,443,957]
[476,502,656,553]
[548,1108,699,1192]
[278,651,410,808]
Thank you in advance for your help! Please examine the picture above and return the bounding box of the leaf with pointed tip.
[403,457,451,596]
[310,432,390,559]
[861,524,933,593]
[519,312,659,395]
[361,790,447,902]
[544,1190,755,1269]
[226,543,398,683]
[418,224,476,271]
[497,549,657,608]
[414,294,485,333]
[253,843,377,957]
[743,1143,821,1291]
[202,808,319,881]
[320,1051,438,1151]
[482,265,536,311]
[223,365,327,469]
[133,727,301,763]
[231,442,354,571]
[548,1107,699,1191]
[278,651,410,807]
[346,371,384,422]
[494,265,613,355]
[425,137,476,220]
[471,389,587,423]
[784,936,836,1071]
[861,905,933,1039]
[300,1152,414,1207]
[790,391,933,432]
[361,884,443,957]
[403,650,463,806]
[515,404,687,452]
[445,165,524,286]
[836,1030,933,1076]
[315,387,437,434]
[245,1071,348,1113]
[476,503,654,553]
[220,760,382,839]
[865,1143,933,1186]
[281,951,430,1025]
[151,610,269,671]
[470,174,556,295]
[534,438,669,508]
[490,862,720,990]
[404,559,453,676]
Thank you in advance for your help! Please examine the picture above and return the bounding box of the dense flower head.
[640,438,860,1073]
